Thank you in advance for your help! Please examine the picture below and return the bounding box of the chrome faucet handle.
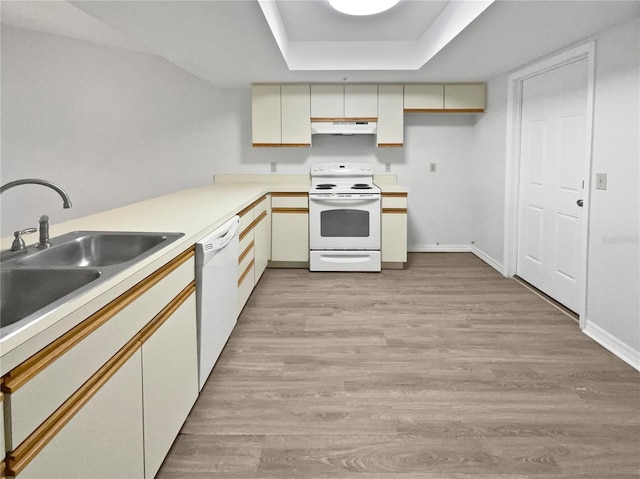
[37,215,51,249]
[11,227,37,252]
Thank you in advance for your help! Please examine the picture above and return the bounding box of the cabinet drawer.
[253,195,269,216]
[3,254,195,449]
[382,194,408,209]
[271,193,308,209]
[239,224,254,253]
[238,208,254,233]
[238,239,255,279]
[238,263,255,314]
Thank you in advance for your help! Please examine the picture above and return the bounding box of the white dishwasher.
[195,215,240,391]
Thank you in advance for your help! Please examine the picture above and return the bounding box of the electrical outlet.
[430,163,437,173]
[596,173,607,190]
[270,162,277,173]
[385,163,391,172]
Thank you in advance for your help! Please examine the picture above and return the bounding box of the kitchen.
[1,0,639,477]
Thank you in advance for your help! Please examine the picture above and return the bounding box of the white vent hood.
[311,121,377,136]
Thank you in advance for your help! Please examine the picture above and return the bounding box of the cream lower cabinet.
[15,348,145,479]
[271,193,309,263]
[238,195,270,314]
[2,250,197,478]
[141,293,198,479]
[381,192,408,265]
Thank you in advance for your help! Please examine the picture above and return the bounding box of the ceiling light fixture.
[328,0,400,16]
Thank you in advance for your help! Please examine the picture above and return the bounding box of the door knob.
[577,199,584,207]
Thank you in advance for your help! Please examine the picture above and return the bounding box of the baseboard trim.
[583,321,640,372]
[409,244,472,253]
[471,246,504,275]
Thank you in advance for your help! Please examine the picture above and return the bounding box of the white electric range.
[308,162,381,272]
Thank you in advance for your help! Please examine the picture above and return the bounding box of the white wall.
[583,18,640,364]
[1,26,221,234]
[470,75,508,271]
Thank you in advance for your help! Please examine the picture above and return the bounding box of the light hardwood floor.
[157,253,640,478]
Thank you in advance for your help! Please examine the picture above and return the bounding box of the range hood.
[311,121,377,136]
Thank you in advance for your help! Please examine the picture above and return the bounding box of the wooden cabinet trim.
[6,337,142,477]
[238,196,268,219]
[382,192,408,198]
[252,143,310,148]
[139,282,196,344]
[238,259,255,287]
[271,192,308,198]
[404,108,484,113]
[310,117,376,123]
[272,208,309,214]
[382,208,408,214]
[1,248,195,394]
[377,143,403,148]
[239,240,255,265]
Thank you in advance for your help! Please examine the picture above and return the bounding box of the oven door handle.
[309,197,380,206]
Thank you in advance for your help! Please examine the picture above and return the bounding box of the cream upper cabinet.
[252,85,311,146]
[404,84,444,111]
[310,84,344,118]
[404,84,486,112]
[444,84,486,111]
[377,85,404,147]
[311,84,378,119]
[252,85,281,145]
[281,85,311,145]
[344,85,378,118]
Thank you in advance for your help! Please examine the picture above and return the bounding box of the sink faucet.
[1,178,73,251]
[0,178,72,209]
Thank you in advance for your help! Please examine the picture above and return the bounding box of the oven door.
[309,195,381,250]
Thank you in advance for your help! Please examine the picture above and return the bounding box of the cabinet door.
[252,85,281,145]
[377,85,404,147]
[404,84,444,111]
[344,85,378,118]
[16,349,144,479]
[142,294,198,479]
[272,212,309,262]
[444,84,486,111]
[281,85,311,145]
[382,212,408,263]
[311,84,343,118]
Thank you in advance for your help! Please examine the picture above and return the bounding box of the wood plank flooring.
[157,253,640,478]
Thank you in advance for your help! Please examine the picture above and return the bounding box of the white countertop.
[0,178,404,374]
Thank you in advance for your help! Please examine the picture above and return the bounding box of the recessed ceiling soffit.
[258,0,495,71]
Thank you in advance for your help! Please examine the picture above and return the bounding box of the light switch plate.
[385,163,391,172]
[596,173,607,190]
[270,162,277,173]
[430,163,437,173]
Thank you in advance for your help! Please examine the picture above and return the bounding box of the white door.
[517,58,588,313]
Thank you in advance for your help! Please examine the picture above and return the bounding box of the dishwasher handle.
[196,216,240,264]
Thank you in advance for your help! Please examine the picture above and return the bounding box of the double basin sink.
[1,231,184,338]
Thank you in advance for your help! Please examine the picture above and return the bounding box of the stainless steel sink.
[1,268,101,330]
[1,230,184,338]
[16,232,181,267]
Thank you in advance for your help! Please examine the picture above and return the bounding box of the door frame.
[503,41,595,328]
